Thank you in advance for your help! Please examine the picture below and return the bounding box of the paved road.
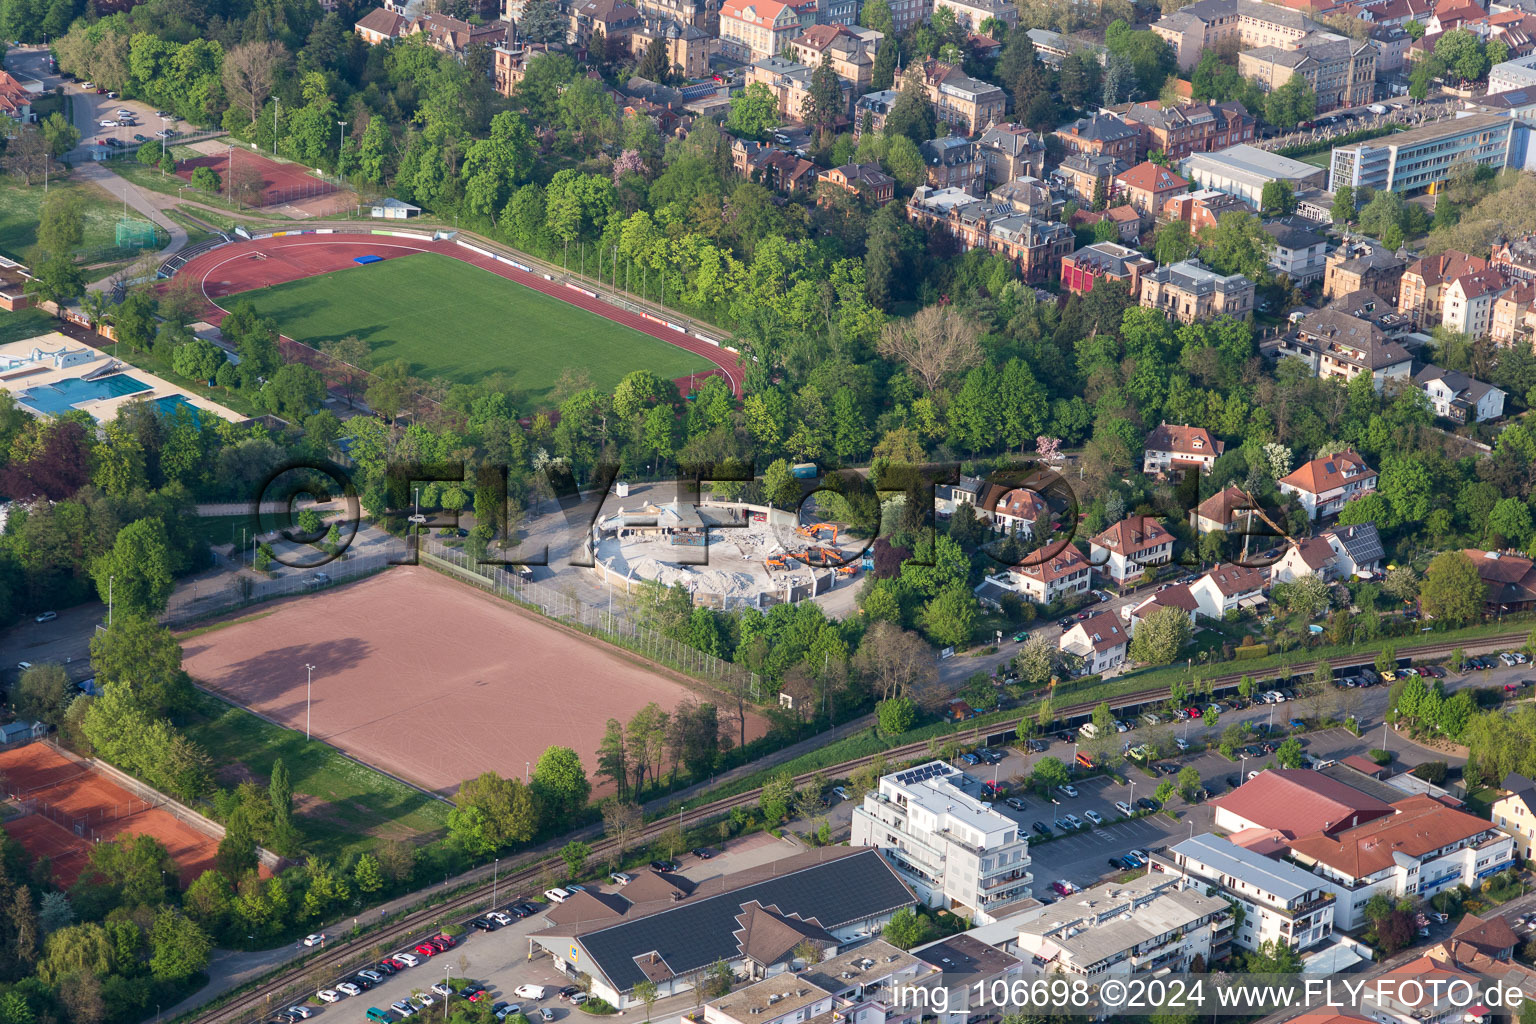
[3,45,188,285]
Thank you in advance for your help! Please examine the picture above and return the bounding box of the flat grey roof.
[1169,833,1319,901]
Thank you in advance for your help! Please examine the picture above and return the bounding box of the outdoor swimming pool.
[17,373,152,416]
[151,395,202,423]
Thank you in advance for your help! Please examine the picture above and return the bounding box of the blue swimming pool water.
[151,395,202,424]
[17,373,151,416]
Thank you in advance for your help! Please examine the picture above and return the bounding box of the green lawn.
[0,307,62,345]
[1295,150,1333,169]
[181,689,451,860]
[0,177,122,262]
[230,252,714,405]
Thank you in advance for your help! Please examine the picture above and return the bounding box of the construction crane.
[1232,485,1291,566]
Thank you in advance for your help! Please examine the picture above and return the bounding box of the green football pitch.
[229,251,712,403]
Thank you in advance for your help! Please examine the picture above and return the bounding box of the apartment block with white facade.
[1285,795,1516,930]
[850,762,1034,925]
[1016,874,1232,976]
[1089,515,1175,585]
[1155,834,1336,951]
[1278,450,1377,520]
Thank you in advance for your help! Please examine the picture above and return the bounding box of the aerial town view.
[21,0,1536,1020]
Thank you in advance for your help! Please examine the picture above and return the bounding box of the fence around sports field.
[158,549,393,626]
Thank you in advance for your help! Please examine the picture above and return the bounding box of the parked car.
[1114,800,1133,816]
[430,984,454,997]
[469,918,495,932]
[1142,712,1162,725]
[1083,810,1104,826]
[357,971,384,984]
[544,888,571,903]
[959,752,980,765]
[1174,738,1188,751]
[98,119,117,126]
[414,943,438,957]
[350,977,373,991]
[336,984,363,997]
[1059,784,1078,798]
[34,611,56,622]
[1026,738,1048,752]
[302,933,327,946]
[559,988,581,1001]
[1005,797,1028,811]
[831,785,849,801]
[610,871,634,885]
[540,1010,556,1021]
[1054,816,1075,831]
[486,913,512,927]
[650,859,678,872]
[1032,821,1052,836]
[515,986,547,1000]
[317,991,342,1003]
[373,961,397,975]
[1136,797,1160,811]
[391,1000,416,1017]
[413,994,434,1008]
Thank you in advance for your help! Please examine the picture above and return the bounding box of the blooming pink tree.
[612,149,645,183]
[1036,436,1062,462]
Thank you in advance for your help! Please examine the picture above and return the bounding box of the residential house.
[1114,161,1189,225]
[1278,450,1379,520]
[1492,277,1536,345]
[906,186,1074,282]
[630,0,717,30]
[977,123,1046,185]
[1155,833,1336,950]
[1188,562,1267,619]
[1053,113,1140,163]
[1090,515,1176,584]
[790,23,880,93]
[1443,269,1510,338]
[1286,795,1516,929]
[1123,582,1198,635]
[1140,258,1256,323]
[1269,522,1384,583]
[1162,188,1252,232]
[749,57,826,122]
[992,487,1050,536]
[1237,32,1377,113]
[731,139,820,193]
[354,7,409,43]
[628,18,718,79]
[849,761,1034,923]
[1273,308,1412,391]
[1413,364,1507,422]
[1074,205,1142,244]
[1371,22,1410,71]
[1016,874,1232,976]
[912,936,1026,1024]
[1143,422,1225,477]
[1263,220,1329,285]
[819,162,895,204]
[719,0,816,62]
[1003,544,1092,603]
[568,0,642,46]
[1060,611,1130,673]
[1026,28,1106,68]
[1467,548,1536,613]
[910,60,1006,135]
[988,175,1057,217]
[1060,241,1154,296]
[1057,152,1127,205]
[884,0,930,32]
[1491,232,1536,280]
[1323,237,1406,304]
[854,89,900,136]
[1493,772,1536,861]
[1399,250,1492,327]
[1119,100,1256,161]
[355,8,509,54]
[493,43,528,96]
[1193,485,1257,533]
[920,136,986,195]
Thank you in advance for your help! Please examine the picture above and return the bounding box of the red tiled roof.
[1115,161,1188,193]
[1209,769,1394,839]
[1341,754,1386,777]
[1195,485,1251,525]
[1200,562,1265,596]
[1145,422,1224,459]
[1092,515,1173,557]
[1014,544,1089,583]
[1450,912,1520,956]
[1408,250,1489,288]
[1279,450,1376,496]
[356,7,407,34]
[1285,795,1498,879]
[995,487,1048,521]
[1378,956,1479,1003]
[1291,536,1336,571]
[1069,611,1127,652]
[1132,582,1198,617]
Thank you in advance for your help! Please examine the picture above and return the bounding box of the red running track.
[169,232,743,396]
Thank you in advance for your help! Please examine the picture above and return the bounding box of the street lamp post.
[524,761,530,784]
[161,116,170,158]
[493,858,499,908]
[108,574,114,627]
[336,120,348,161]
[305,663,316,740]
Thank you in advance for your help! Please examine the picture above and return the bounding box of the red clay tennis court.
[176,149,337,207]
[168,231,743,395]
[179,567,768,796]
[0,743,222,886]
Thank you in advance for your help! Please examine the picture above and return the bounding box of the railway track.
[193,628,1527,1024]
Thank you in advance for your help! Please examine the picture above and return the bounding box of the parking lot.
[285,833,795,1024]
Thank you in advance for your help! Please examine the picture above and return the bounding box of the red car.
[431,934,455,950]
[1185,706,1202,718]
[414,943,437,957]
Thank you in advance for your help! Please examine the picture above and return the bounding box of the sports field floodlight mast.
[305,663,316,740]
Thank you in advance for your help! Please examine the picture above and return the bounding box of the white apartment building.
[1188,562,1267,620]
[1156,834,1336,951]
[1286,795,1517,930]
[851,761,1034,925]
[995,544,1092,604]
[1060,611,1129,675]
[1016,874,1232,976]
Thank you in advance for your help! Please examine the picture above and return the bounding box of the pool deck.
[0,332,244,423]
